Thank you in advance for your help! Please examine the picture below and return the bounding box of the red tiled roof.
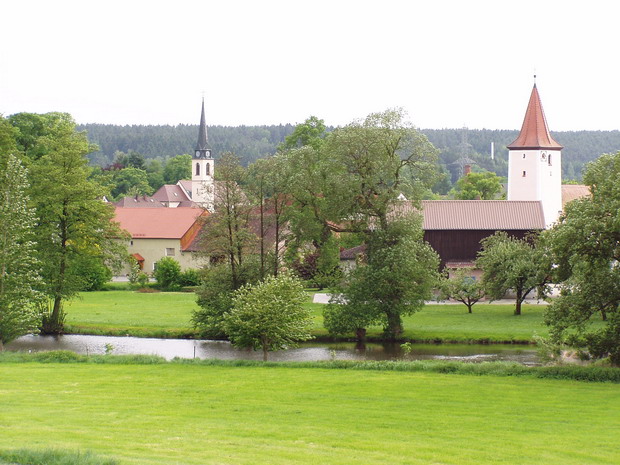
[507,84,563,151]
[561,184,590,207]
[114,207,204,239]
[421,200,545,230]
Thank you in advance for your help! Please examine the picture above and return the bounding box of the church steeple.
[192,99,215,210]
[507,83,563,227]
[195,98,212,158]
[507,84,563,151]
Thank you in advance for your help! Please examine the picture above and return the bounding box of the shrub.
[153,257,181,291]
[71,256,112,291]
[178,268,201,287]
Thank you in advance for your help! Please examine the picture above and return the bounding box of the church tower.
[192,99,215,210]
[507,83,563,227]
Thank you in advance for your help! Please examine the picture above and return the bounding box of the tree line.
[79,122,620,184]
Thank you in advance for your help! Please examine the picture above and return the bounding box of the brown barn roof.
[507,84,563,151]
[114,207,204,239]
[561,184,590,207]
[421,200,545,230]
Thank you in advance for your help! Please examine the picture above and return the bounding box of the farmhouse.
[114,207,206,272]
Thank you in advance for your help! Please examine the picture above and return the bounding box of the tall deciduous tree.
[19,113,126,332]
[0,154,45,349]
[543,151,620,364]
[476,232,549,316]
[324,216,439,340]
[163,154,191,184]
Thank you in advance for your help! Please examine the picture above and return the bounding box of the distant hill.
[78,124,620,181]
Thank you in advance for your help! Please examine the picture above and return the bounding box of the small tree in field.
[438,267,486,313]
[224,273,313,360]
[476,232,549,316]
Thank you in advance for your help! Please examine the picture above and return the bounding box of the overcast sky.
[2,0,619,131]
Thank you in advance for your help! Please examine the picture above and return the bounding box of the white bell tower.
[192,98,215,211]
[507,83,563,227]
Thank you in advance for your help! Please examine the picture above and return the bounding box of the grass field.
[0,361,618,465]
[64,290,548,342]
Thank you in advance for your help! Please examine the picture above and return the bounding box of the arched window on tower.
[195,163,200,176]
[206,163,210,176]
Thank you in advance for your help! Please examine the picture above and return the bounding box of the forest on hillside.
[78,123,620,183]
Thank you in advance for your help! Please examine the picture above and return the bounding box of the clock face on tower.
[205,150,211,158]
[195,151,200,158]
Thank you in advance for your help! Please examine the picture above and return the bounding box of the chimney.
[464,164,472,176]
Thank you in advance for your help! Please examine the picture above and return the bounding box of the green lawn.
[64,291,548,342]
[0,362,618,465]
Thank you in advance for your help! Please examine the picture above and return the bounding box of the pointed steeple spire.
[195,98,212,154]
[507,84,563,151]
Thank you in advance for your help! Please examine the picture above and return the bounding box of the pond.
[6,334,541,365]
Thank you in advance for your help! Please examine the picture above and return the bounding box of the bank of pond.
[8,334,541,364]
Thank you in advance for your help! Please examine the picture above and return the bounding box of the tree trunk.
[514,288,522,316]
[0,339,4,352]
[384,312,403,340]
[355,327,367,343]
[259,184,265,280]
[262,347,268,361]
[467,302,473,314]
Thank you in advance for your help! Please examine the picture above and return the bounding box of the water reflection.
[6,335,540,365]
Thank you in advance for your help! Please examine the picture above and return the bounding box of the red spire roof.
[507,84,563,151]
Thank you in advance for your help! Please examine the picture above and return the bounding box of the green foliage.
[543,151,620,365]
[477,232,549,315]
[110,167,153,199]
[162,154,191,184]
[193,262,262,339]
[452,171,503,200]
[280,116,327,151]
[178,268,201,287]
[438,268,486,313]
[224,273,313,360]
[0,448,118,465]
[11,112,128,333]
[325,216,440,340]
[153,257,181,291]
[0,154,45,348]
[71,255,112,292]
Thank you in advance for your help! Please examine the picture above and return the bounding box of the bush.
[71,256,112,291]
[153,257,181,291]
[178,268,201,287]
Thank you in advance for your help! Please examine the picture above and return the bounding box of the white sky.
[2,0,619,130]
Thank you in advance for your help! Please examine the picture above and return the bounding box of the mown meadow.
[1,357,619,465]
[63,289,549,343]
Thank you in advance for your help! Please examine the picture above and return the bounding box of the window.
[165,248,175,256]
[522,171,526,177]
[195,163,200,176]
[206,163,210,175]
[130,240,134,246]
[548,154,552,166]
[522,153,526,159]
